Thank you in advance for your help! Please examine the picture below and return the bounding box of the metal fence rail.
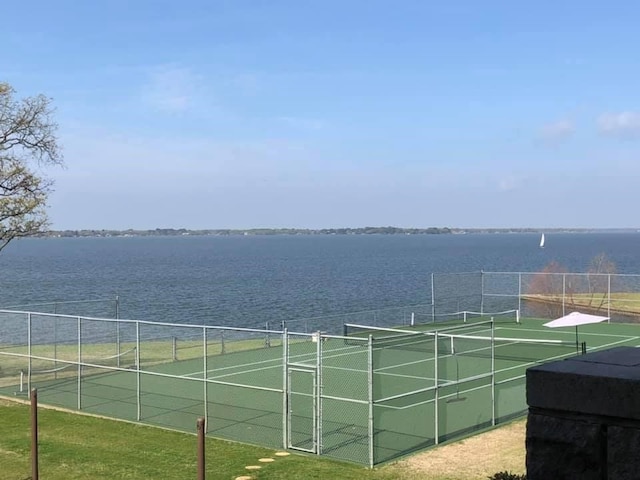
[433,271,640,323]
[0,281,621,467]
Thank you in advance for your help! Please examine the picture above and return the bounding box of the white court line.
[184,340,369,379]
[495,336,640,377]
[503,325,637,339]
[376,336,640,412]
[374,370,433,381]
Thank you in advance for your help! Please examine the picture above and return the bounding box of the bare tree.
[526,255,618,318]
[526,261,567,318]
[587,253,617,310]
[0,82,63,251]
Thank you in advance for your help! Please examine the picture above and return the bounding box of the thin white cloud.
[277,116,325,131]
[498,175,526,192]
[539,119,574,144]
[141,65,202,113]
[598,112,640,139]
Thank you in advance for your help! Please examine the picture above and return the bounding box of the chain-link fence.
[1,285,624,467]
[434,272,640,323]
[0,310,376,465]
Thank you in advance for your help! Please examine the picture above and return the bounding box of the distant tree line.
[41,226,454,237]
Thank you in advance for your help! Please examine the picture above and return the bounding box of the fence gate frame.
[286,366,318,453]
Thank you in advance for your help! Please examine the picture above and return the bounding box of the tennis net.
[411,308,520,327]
[344,323,584,362]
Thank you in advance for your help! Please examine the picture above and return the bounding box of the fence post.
[136,321,141,421]
[197,417,206,480]
[368,335,374,468]
[607,274,611,322]
[27,313,32,395]
[562,274,566,316]
[282,329,289,449]
[203,327,208,432]
[77,316,82,410]
[172,336,177,361]
[431,273,436,322]
[31,388,39,480]
[434,331,439,445]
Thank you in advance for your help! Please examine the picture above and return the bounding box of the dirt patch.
[394,420,526,480]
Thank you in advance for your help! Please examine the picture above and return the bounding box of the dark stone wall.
[526,346,640,480]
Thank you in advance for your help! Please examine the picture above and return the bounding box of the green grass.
[0,398,407,480]
[523,292,640,314]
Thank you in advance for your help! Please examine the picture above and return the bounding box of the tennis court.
[1,308,639,466]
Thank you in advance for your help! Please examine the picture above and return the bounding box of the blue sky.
[3,1,640,229]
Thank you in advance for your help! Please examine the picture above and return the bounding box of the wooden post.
[31,388,39,480]
[197,417,205,480]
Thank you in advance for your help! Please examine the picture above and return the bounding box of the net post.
[518,273,522,315]
[410,312,415,327]
[196,417,206,480]
[463,311,467,323]
[31,388,39,480]
[220,330,225,354]
[265,321,271,348]
[516,309,520,324]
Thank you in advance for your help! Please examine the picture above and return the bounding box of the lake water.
[0,233,639,328]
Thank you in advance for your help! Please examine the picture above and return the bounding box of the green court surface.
[1,317,639,466]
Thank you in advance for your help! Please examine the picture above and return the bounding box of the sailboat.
[539,233,545,249]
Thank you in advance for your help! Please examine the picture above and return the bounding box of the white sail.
[539,233,545,248]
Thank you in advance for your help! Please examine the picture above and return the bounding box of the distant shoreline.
[39,227,640,238]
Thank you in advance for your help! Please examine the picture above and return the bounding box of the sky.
[3,1,640,230]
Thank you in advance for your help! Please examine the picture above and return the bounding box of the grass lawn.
[0,397,525,480]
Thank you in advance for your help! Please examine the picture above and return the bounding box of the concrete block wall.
[526,346,640,480]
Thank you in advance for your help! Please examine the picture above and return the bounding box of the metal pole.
[136,321,141,421]
[607,274,611,322]
[172,336,177,361]
[27,313,32,394]
[197,417,206,480]
[77,316,82,410]
[282,329,289,449]
[203,327,208,432]
[316,331,322,455]
[491,319,496,426]
[265,321,271,347]
[518,273,522,316]
[431,273,436,323]
[31,388,39,480]
[116,295,121,366]
[562,274,566,316]
[368,335,374,468]
[54,314,58,379]
[480,270,484,314]
[434,331,439,445]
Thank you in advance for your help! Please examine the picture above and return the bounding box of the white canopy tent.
[543,311,610,353]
